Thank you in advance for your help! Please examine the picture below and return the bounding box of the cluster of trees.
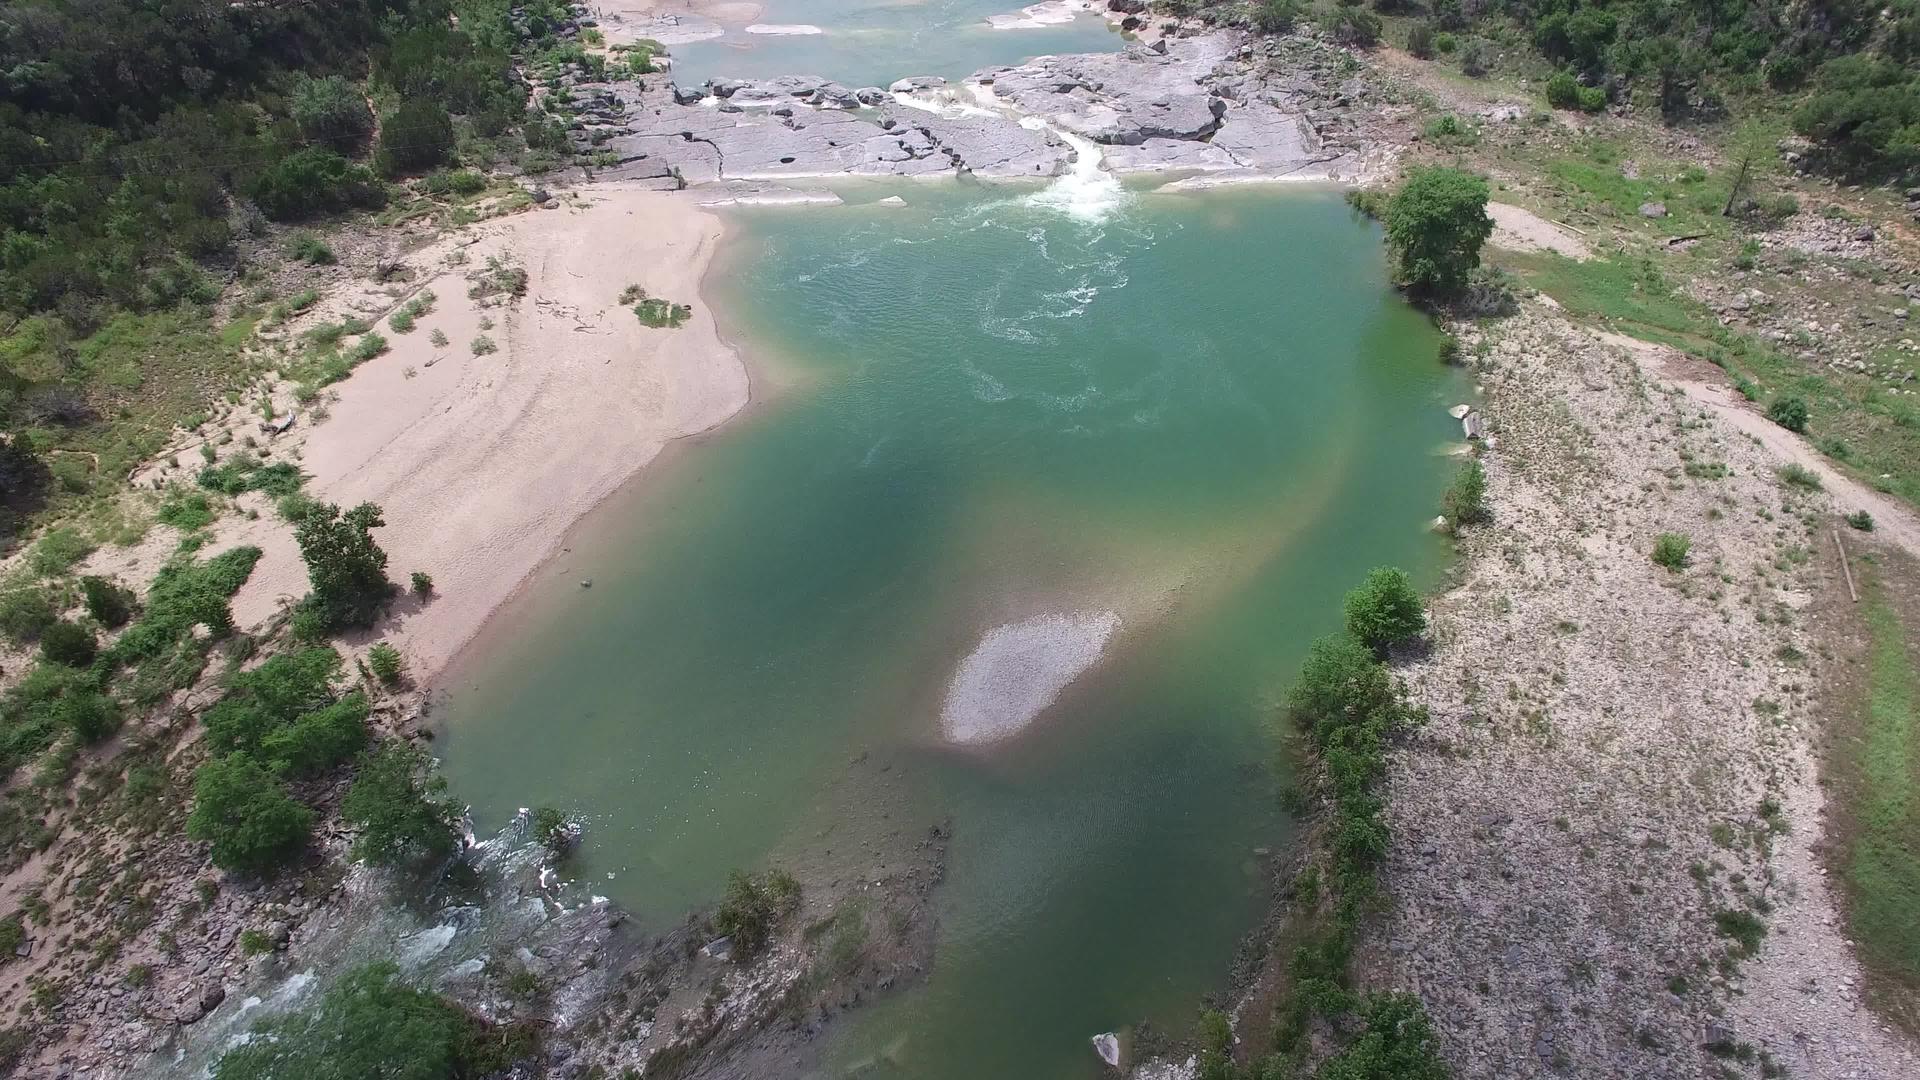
[1194,568,1441,1078]
[1228,0,1920,179]
[183,498,455,877]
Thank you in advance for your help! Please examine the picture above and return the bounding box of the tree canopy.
[1384,167,1492,298]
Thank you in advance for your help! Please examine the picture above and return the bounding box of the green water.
[666,0,1123,86]
[436,182,1461,1078]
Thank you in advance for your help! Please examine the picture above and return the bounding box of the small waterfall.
[1023,126,1126,225]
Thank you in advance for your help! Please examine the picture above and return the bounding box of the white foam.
[744,23,824,35]
[940,611,1119,744]
[1025,129,1126,224]
[986,1,1089,29]
[398,923,459,967]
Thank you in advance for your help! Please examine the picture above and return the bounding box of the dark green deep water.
[435,183,1462,1078]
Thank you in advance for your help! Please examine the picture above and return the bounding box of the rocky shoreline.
[535,19,1398,197]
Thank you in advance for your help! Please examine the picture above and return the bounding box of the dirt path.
[1598,329,1920,560]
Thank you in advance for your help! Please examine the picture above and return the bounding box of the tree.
[1287,633,1400,735]
[80,575,135,627]
[1722,118,1782,215]
[294,501,395,631]
[1343,567,1426,652]
[1254,0,1301,34]
[187,753,313,877]
[342,745,460,866]
[1385,167,1492,297]
[203,647,343,756]
[261,693,371,777]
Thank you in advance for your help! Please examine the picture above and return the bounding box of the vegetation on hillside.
[0,0,575,537]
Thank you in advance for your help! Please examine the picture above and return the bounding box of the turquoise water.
[665,0,1124,86]
[435,181,1462,1078]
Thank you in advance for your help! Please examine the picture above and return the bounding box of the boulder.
[672,84,705,106]
[1638,201,1667,218]
[855,86,889,106]
[1107,0,1146,11]
[888,75,948,94]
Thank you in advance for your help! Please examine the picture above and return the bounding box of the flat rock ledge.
[536,31,1384,190]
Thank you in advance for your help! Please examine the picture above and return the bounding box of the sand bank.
[940,611,1120,744]
[218,187,750,680]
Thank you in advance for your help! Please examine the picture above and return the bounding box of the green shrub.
[1766,396,1809,433]
[1652,532,1691,571]
[1457,37,1488,76]
[410,571,433,596]
[261,693,370,778]
[248,148,384,222]
[1253,0,1301,34]
[80,576,135,627]
[1443,458,1489,527]
[633,297,691,329]
[28,528,94,577]
[1434,32,1457,54]
[368,643,404,686]
[106,547,261,665]
[1320,7,1382,46]
[187,753,313,877]
[1846,510,1875,531]
[203,647,342,757]
[1422,113,1478,148]
[198,455,305,497]
[286,233,335,265]
[712,869,802,962]
[210,961,532,1080]
[55,687,119,742]
[39,622,97,667]
[289,74,373,151]
[1777,463,1822,490]
[239,929,273,956]
[156,489,216,530]
[0,587,57,643]
[1343,567,1427,652]
[470,335,497,356]
[1545,71,1605,111]
[1318,992,1449,1079]
[1437,335,1462,365]
[531,806,574,858]
[1407,24,1436,59]
[342,744,460,865]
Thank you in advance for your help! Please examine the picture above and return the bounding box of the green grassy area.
[1848,574,1920,1011]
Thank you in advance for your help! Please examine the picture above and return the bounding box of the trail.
[1598,329,1920,559]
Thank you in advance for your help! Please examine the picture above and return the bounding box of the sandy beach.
[210,187,751,680]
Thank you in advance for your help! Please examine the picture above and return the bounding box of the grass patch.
[1840,573,1920,1023]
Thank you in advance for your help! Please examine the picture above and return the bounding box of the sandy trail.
[1599,329,1920,558]
[1486,202,1591,260]
[216,188,749,680]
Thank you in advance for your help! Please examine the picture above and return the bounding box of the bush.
[211,961,530,1080]
[1791,57,1920,178]
[712,869,801,962]
[1320,8,1382,47]
[1545,71,1606,112]
[289,75,373,151]
[1846,510,1875,531]
[1651,532,1691,571]
[1778,463,1823,490]
[187,753,313,877]
[376,99,456,177]
[1407,24,1435,60]
[1386,167,1493,297]
[28,528,94,577]
[1343,567,1427,652]
[368,643,404,686]
[1437,335,1462,365]
[1253,0,1301,34]
[342,744,460,866]
[1434,32,1457,54]
[55,687,119,742]
[261,693,370,778]
[39,621,97,667]
[203,647,340,752]
[80,575,135,627]
[1319,992,1449,1079]
[1766,396,1809,433]
[1443,458,1489,527]
[157,488,216,530]
[1458,38,1489,76]
[410,571,434,596]
[0,587,57,643]
[248,148,384,222]
[532,806,576,858]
